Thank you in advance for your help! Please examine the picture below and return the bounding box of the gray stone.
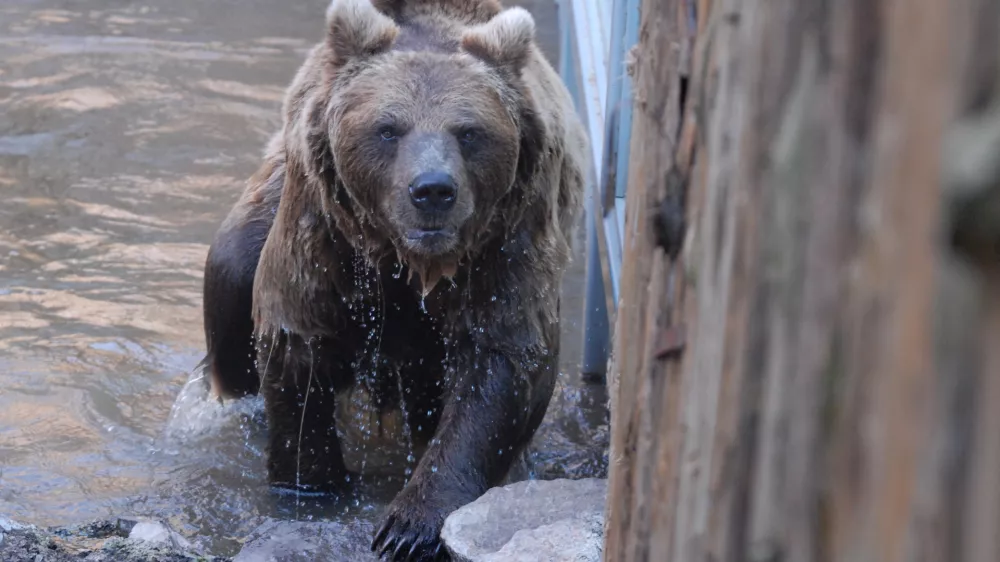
[0,517,229,562]
[234,518,377,562]
[128,519,193,551]
[441,478,607,562]
[0,517,30,532]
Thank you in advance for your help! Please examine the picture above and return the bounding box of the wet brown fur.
[200,0,587,560]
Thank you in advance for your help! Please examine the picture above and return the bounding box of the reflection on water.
[0,0,608,556]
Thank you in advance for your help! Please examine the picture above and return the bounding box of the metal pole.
[561,0,613,380]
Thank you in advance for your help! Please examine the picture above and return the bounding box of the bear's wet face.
[331,53,520,258]
[321,0,536,262]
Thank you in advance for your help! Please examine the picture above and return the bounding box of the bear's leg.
[257,330,351,492]
[202,217,270,399]
[371,348,557,561]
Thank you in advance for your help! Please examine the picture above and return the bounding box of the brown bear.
[199,0,588,559]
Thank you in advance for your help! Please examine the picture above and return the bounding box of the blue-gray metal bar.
[594,0,630,313]
[601,0,629,205]
[593,0,640,328]
[558,1,610,378]
[560,0,640,379]
[559,0,613,378]
[613,0,640,202]
[567,0,608,166]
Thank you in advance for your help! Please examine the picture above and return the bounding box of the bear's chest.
[335,271,447,359]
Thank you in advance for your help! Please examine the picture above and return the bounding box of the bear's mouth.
[403,227,457,255]
[405,227,453,242]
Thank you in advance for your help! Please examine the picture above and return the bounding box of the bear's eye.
[379,127,398,141]
[458,129,479,144]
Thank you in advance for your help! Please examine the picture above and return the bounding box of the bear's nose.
[409,172,457,212]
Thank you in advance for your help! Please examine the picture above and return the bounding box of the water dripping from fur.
[396,369,416,482]
[294,339,316,515]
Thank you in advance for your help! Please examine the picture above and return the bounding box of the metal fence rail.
[558,0,638,377]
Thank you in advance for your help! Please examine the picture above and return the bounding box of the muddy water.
[0,0,608,556]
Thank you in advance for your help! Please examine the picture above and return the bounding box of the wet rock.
[128,519,193,551]
[0,517,229,562]
[441,478,606,562]
[234,518,378,562]
[54,517,137,539]
[1,517,28,549]
[92,535,219,562]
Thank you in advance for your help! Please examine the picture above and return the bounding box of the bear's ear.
[326,0,400,65]
[461,7,535,74]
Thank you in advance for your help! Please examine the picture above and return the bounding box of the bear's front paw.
[371,490,449,562]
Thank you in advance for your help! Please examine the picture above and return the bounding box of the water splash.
[396,370,416,482]
[295,339,316,513]
[256,328,278,396]
[163,368,263,444]
[348,251,386,485]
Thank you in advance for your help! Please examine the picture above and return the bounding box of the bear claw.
[371,501,448,561]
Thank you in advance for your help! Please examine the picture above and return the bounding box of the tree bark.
[603,0,1000,561]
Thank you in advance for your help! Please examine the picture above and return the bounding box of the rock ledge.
[441,478,607,562]
[0,517,227,562]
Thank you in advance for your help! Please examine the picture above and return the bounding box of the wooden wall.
[603,0,1000,561]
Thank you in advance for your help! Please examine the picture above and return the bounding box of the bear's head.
[315,0,538,275]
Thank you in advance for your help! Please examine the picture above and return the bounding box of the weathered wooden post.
[603,0,1000,560]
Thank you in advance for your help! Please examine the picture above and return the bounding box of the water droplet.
[431,465,438,473]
